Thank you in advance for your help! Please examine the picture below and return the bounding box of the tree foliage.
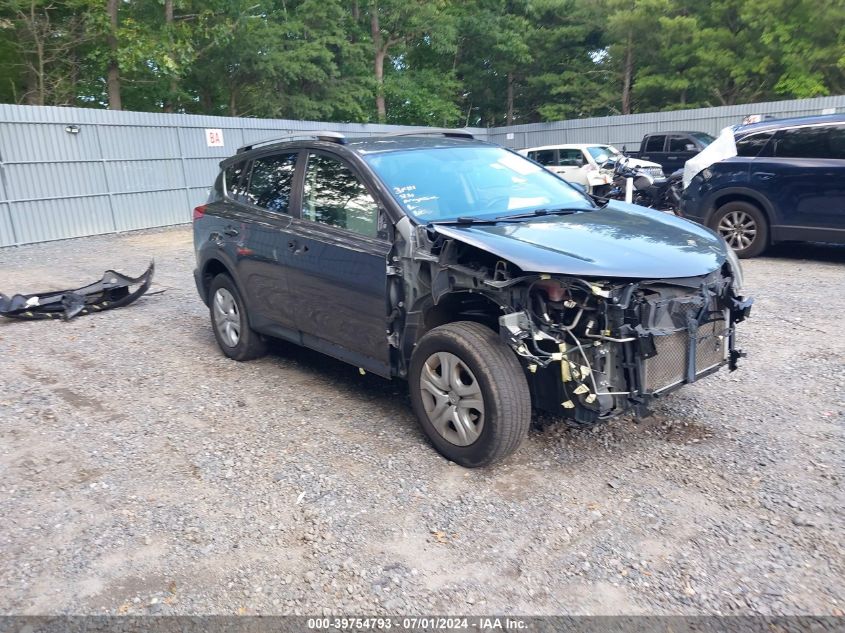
[0,0,842,124]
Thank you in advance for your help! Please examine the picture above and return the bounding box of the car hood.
[624,158,662,170]
[431,202,727,279]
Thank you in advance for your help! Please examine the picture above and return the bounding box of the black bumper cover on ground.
[0,262,155,321]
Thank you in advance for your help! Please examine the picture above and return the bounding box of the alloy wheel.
[717,210,757,251]
[419,351,485,447]
[213,288,241,347]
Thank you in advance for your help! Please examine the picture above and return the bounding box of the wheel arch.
[401,290,506,372]
[706,188,775,229]
[200,257,238,302]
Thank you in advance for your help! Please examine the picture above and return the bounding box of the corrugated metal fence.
[0,95,843,247]
[0,105,432,247]
[488,95,845,150]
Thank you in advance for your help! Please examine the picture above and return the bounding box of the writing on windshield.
[365,146,587,222]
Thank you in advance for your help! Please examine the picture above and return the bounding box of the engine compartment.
[392,224,753,424]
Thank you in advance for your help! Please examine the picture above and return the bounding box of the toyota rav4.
[193,129,752,467]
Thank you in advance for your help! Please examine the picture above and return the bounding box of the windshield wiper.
[431,206,594,226]
[430,216,501,226]
[493,207,587,221]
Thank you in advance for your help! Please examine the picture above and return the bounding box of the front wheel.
[408,321,531,468]
[709,201,768,258]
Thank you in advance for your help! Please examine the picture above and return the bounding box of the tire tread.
[410,321,531,467]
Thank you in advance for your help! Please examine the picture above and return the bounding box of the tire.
[709,201,768,258]
[408,321,531,467]
[208,274,267,361]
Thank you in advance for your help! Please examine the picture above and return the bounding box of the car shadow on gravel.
[764,242,845,263]
[264,338,412,405]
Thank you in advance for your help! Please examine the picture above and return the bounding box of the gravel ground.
[0,226,843,616]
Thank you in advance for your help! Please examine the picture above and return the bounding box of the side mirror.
[569,182,587,194]
[685,144,696,151]
[622,145,628,155]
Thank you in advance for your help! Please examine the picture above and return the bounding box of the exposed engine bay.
[391,223,752,424]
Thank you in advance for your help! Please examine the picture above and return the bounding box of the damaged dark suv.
[193,130,752,467]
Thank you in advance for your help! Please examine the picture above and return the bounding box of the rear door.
[234,151,301,333]
[528,149,559,173]
[759,124,845,239]
[285,151,392,375]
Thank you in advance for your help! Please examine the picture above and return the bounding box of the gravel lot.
[0,226,843,616]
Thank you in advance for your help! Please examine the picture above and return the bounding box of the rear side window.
[645,135,665,152]
[302,153,380,238]
[773,125,845,159]
[558,149,583,166]
[736,132,773,157]
[829,126,845,159]
[245,153,298,212]
[225,162,248,201]
[532,150,556,166]
[668,136,695,152]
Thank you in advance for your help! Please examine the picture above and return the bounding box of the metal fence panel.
[0,203,14,245]
[183,158,222,189]
[486,95,845,150]
[100,125,182,160]
[0,96,842,246]
[4,161,108,200]
[105,159,184,193]
[0,121,103,163]
[112,189,190,232]
[10,195,114,244]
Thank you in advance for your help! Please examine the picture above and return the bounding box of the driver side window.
[302,154,380,238]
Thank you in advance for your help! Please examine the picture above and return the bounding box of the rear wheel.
[408,321,531,468]
[209,274,267,361]
[710,201,768,258]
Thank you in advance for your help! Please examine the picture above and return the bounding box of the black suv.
[194,130,751,467]
[682,115,845,258]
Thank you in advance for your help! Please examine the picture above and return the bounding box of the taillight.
[193,205,207,220]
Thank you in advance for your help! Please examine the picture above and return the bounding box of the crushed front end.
[497,269,752,423]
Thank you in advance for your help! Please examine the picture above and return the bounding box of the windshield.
[689,132,715,147]
[586,145,621,163]
[364,146,591,223]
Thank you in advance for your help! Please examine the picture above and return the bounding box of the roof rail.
[237,130,346,153]
[383,128,474,140]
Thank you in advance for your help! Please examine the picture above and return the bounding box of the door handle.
[753,172,776,181]
[667,155,678,160]
[223,226,239,237]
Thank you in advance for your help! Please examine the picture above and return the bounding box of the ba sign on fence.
[205,129,224,147]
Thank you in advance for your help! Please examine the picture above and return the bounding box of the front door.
[286,151,392,376]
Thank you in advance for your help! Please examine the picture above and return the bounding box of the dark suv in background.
[193,130,750,467]
[681,115,845,257]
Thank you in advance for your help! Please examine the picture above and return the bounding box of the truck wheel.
[209,274,267,361]
[409,321,531,468]
[710,201,768,258]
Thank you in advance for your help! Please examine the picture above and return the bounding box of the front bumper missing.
[0,261,155,321]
